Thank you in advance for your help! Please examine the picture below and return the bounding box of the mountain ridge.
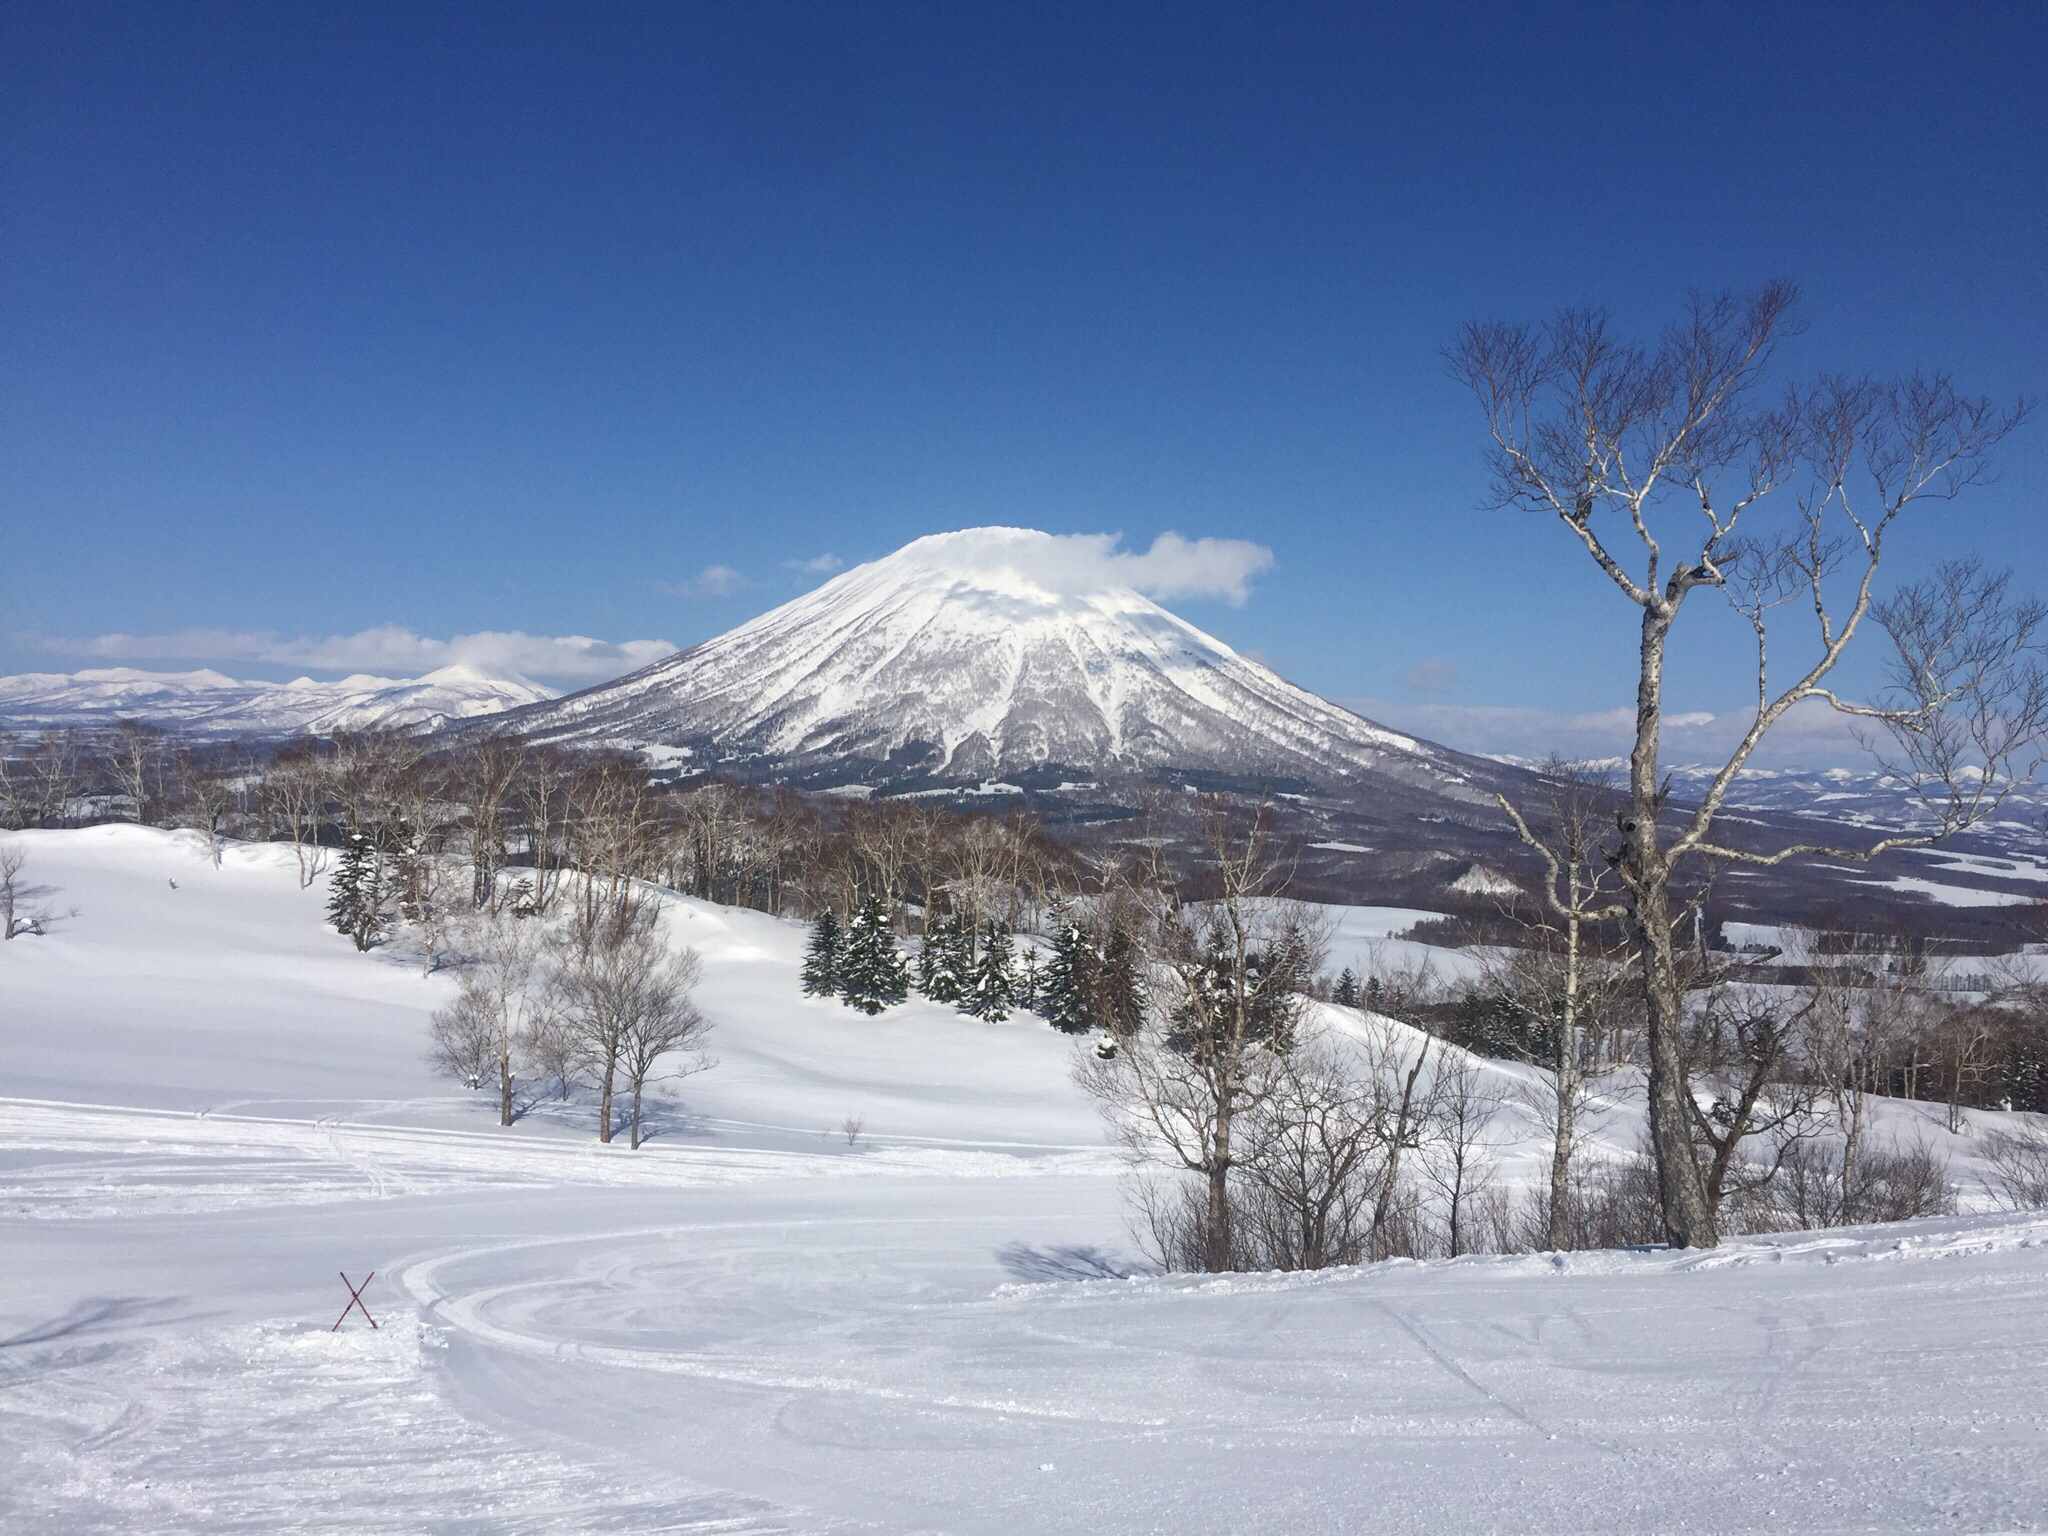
[0,664,555,737]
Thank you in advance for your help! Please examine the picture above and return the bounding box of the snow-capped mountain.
[500,527,1492,797]
[0,664,555,737]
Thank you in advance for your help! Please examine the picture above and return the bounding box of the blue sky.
[4,2,2041,761]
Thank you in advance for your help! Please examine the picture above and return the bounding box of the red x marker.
[332,1271,379,1331]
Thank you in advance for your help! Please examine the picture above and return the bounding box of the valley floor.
[4,827,2046,1534]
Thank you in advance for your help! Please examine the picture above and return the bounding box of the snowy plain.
[3,825,2047,1534]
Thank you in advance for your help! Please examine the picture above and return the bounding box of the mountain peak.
[505,528,1456,794]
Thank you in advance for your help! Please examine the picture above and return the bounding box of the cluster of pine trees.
[799,894,1148,1036]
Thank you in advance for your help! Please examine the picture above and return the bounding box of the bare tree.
[1687,984,1820,1211]
[1233,1023,1390,1270]
[551,892,712,1145]
[0,840,37,939]
[1422,1055,1502,1258]
[174,745,246,867]
[449,734,526,912]
[1494,755,1634,1249]
[0,731,83,829]
[1451,284,2042,1247]
[614,945,712,1149]
[1367,1025,1436,1261]
[1076,803,1322,1272]
[99,720,171,824]
[258,741,331,888]
[514,743,575,915]
[429,908,554,1125]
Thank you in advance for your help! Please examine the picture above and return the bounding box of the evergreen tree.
[1095,923,1146,1039]
[965,921,1015,1022]
[326,830,389,952]
[917,910,969,1004]
[838,892,908,1015]
[801,909,843,996]
[1036,902,1096,1034]
[1334,967,1361,1008]
[1013,946,1043,1014]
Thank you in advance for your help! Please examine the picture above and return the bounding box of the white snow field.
[4,825,2048,1534]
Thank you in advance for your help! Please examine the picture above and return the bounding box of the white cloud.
[653,565,750,598]
[1399,658,1460,695]
[786,552,844,576]
[912,528,1275,605]
[41,626,678,687]
[1345,694,1873,770]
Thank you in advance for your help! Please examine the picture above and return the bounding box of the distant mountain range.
[0,664,555,737]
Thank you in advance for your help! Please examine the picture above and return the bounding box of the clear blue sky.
[4,2,2041,760]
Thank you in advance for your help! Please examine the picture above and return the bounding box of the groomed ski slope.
[3,825,2046,1534]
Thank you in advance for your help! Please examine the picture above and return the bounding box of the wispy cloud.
[1398,658,1460,695]
[36,626,678,686]
[653,564,750,598]
[785,552,844,576]
[1345,694,1871,770]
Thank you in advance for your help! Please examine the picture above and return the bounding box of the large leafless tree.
[1450,284,2044,1247]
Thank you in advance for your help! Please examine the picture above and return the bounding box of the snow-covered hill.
[0,663,555,737]
[501,527,1491,797]
[6,825,2048,1534]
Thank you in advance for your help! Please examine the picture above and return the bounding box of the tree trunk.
[1636,884,1717,1246]
[599,1060,616,1144]
[1628,609,1719,1248]
[1205,1102,1234,1272]
[498,1043,514,1127]
[630,1083,644,1150]
[1547,913,1580,1251]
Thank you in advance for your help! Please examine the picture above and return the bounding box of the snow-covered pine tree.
[917,910,968,1004]
[1334,967,1360,1008]
[1013,946,1042,1014]
[838,892,908,1015]
[801,909,843,996]
[326,830,389,952]
[965,920,1015,1022]
[1036,902,1095,1034]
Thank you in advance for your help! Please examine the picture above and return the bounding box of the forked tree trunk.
[1633,862,1719,1247]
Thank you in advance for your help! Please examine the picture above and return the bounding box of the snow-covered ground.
[5,827,2047,1533]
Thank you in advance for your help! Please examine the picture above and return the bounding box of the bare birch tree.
[99,720,171,824]
[551,892,711,1146]
[1450,284,2043,1246]
[1493,756,1636,1249]
[429,908,553,1125]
